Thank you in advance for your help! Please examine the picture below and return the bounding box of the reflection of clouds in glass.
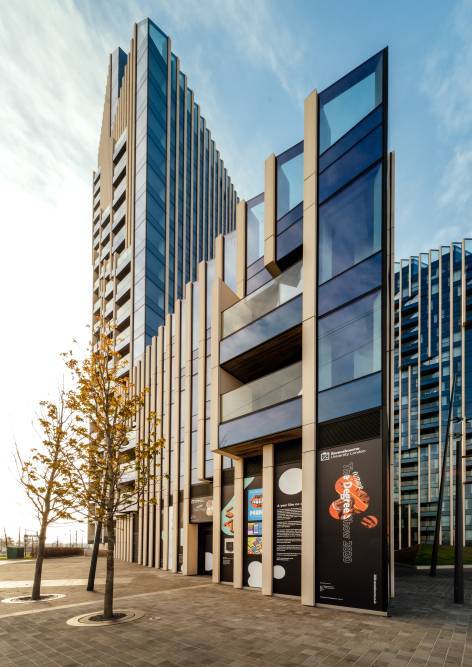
[273,565,286,580]
[247,560,262,587]
[278,467,302,495]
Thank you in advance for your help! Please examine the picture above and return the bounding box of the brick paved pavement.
[0,558,471,666]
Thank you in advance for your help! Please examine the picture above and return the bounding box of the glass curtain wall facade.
[111,48,394,615]
[92,18,237,373]
[393,241,472,548]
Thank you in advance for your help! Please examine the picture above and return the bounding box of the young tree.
[66,328,163,620]
[15,392,78,600]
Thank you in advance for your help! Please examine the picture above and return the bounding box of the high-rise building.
[92,18,237,369]
[393,241,472,549]
[100,32,395,614]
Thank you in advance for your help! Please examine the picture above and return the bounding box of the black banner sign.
[274,462,302,596]
[220,471,235,582]
[316,438,385,612]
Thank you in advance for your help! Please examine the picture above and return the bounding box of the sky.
[1,0,471,541]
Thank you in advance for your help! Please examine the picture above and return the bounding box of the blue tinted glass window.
[319,52,383,154]
[318,372,381,422]
[319,105,382,173]
[318,289,381,391]
[319,163,382,283]
[318,251,382,316]
[149,22,168,61]
[319,126,382,204]
[276,219,302,263]
[247,196,264,266]
[277,143,303,220]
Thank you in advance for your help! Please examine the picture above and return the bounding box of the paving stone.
[1,558,472,665]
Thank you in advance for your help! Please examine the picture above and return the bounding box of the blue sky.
[0,0,471,536]
[79,0,472,259]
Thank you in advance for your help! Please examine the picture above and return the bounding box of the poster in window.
[273,463,302,596]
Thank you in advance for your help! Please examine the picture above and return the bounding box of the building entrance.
[197,523,213,575]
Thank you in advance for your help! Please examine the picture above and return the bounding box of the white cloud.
[421,0,472,224]
[0,0,113,538]
[422,0,472,139]
[0,0,306,537]
[438,144,472,210]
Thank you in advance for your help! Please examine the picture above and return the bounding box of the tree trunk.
[87,521,102,592]
[32,519,47,600]
[103,514,115,619]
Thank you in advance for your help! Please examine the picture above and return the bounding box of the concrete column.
[236,201,247,298]
[233,458,244,589]
[262,444,274,596]
[154,329,164,569]
[212,453,222,583]
[137,361,144,565]
[142,346,151,566]
[162,314,172,570]
[197,261,207,481]
[301,89,318,607]
[126,515,131,562]
[264,154,280,277]
[183,284,198,575]
[172,300,182,573]
[148,336,157,567]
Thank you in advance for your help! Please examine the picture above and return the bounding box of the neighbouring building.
[92,19,394,614]
[92,18,237,369]
[393,242,472,549]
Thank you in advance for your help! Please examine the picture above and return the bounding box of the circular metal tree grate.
[66,608,145,627]
[2,593,66,604]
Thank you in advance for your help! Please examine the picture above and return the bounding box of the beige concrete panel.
[212,453,222,583]
[116,518,122,559]
[124,514,130,562]
[128,514,132,563]
[302,206,316,322]
[304,90,318,179]
[304,173,317,211]
[154,329,164,569]
[220,368,243,395]
[219,280,240,317]
[387,151,396,596]
[137,361,144,565]
[182,284,195,574]
[197,262,207,481]
[210,276,240,456]
[302,317,316,429]
[97,59,113,211]
[233,458,244,589]
[236,201,247,298]
[162,314,172,570]
[301,444,316,606]
[262,444,274,596]
[210,278,221,456]
[264,153,280,277]
[172,300,182,573]
[148,336,157,566]
[142,346,151,567]
[215,235,224,280]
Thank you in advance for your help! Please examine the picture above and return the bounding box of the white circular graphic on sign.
[205,551,213,572]
[273,565,286,580]
[278,467,302,495]
[247,561,262,587]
